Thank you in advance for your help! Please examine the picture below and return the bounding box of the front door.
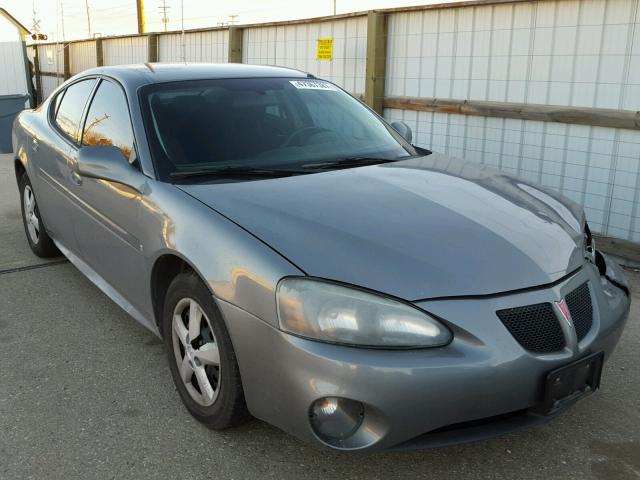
[68,78,151,325]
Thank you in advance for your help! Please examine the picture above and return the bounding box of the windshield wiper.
[170,157,405,180]
[300,157,400,170]
[170,166,307,180]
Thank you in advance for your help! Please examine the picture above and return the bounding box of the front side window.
[54,79,96,142]
[82,80,136,162]
[139,78,419,181]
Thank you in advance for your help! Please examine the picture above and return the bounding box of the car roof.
[78,63,311,88]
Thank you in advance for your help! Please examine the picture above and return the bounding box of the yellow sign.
[317,38,333,61]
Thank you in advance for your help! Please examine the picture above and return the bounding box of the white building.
[0,8,32,153]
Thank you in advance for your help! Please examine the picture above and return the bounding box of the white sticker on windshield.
[289,80,338,91]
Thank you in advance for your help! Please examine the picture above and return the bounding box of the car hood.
[177,153,586,300]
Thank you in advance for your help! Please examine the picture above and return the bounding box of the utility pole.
[158,0,170,32]
[60,2,66,41]
[84,0,92,37]
[31,1,47,40]
[32,0,40,38]
[136,0,145,34]
[55,0,59,78]
[333,0,336,15]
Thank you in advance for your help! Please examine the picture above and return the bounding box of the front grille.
[565,282,593,341]
[496,303,566,353]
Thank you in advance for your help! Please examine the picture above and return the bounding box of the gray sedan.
[11,64,630,451]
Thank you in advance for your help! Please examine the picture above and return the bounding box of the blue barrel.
[0,94,30,153]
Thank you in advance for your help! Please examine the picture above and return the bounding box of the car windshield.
[139,77,421,181]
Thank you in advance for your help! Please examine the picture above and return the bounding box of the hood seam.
[174,184,309,276]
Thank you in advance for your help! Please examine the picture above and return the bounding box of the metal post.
[95,37,103,67]
[33,45,42,105]
[147,33,159,63]
[181,0,185,62]
[63,43,71,80]
[228,26,243,63]
[364,11,387,115]
[22,41,36,108]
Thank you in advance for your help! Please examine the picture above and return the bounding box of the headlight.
[276,278,451,348]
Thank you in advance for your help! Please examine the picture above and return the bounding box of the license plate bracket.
[536,352,604,414]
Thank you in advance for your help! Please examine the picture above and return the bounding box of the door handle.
[32,139,39,152]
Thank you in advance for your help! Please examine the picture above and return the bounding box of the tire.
[19,173,60,258]
[163,270,250,429]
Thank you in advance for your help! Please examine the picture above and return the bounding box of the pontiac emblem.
[555,299,572,326]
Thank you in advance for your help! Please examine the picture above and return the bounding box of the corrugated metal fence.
[27,0,640,244]
[243,16,367,94]
[158,30,228,62]
[384,0,640,241]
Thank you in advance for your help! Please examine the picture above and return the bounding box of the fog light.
[309,397,364,443]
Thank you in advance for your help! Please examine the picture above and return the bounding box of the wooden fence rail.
[383,96,640,132]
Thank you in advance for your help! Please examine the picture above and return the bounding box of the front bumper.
[221,257,630,451]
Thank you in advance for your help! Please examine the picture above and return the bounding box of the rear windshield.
[139,77,418,180]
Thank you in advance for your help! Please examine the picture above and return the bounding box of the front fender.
[140,182,304,329]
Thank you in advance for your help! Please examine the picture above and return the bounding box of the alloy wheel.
[23,185,40,244]
[171,298,221,407]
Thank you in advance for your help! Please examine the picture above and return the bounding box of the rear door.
[33,78,97,254]
[69,78,150,317]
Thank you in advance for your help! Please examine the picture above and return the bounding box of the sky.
[3,0,456,42]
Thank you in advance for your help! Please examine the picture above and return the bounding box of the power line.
[89,4,132,13]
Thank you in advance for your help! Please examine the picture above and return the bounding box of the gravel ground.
[1,153,638,480]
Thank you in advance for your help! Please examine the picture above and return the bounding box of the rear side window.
[51,90,65,117]
[82,80,135,162]
[55,79,96,142]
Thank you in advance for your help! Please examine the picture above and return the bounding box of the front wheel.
[162,271,249,429]
[19,173,59,258]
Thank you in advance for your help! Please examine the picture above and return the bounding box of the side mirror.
[76,145,145,193]
[391,121,412,144]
